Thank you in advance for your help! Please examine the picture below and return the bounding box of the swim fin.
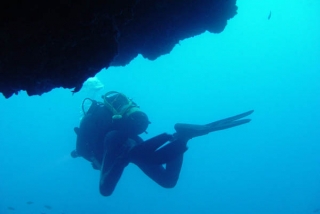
[174,110,254,140]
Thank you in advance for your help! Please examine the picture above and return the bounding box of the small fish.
[44,205,52,210]
[314,208,320,213]
[7,206,15,211]
[26,201,34,205]
[268,11,272,20]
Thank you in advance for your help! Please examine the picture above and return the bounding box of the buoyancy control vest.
[76,91,150,162]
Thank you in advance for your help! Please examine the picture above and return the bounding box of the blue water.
[1,1,320,213]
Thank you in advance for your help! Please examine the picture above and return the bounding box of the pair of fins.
[130,110,254,164]
[174,110,254,140]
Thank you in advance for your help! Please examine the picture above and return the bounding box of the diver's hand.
[70,150,79,158]
[91,162,101,170]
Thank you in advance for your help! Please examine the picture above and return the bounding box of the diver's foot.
[174,123,211,140]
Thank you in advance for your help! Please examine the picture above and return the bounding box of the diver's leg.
[130,134,187,165]
[129,133,172,157]
[135,154,184,188]
[99,161,126,196]
[150,138,188,164]
[133,137,187,188]
[99,131,132,196]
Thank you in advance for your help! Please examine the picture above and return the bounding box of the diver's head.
[121,107,150,135]
[103,91,150,135]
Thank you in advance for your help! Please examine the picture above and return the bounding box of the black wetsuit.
[74,100,254,196]
[74,102,187,196]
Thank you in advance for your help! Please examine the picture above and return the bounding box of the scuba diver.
[71,91,253,196]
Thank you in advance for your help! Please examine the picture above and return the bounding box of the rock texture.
[0,0,237,98]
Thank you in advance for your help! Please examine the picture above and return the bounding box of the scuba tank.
[101,91,150,136]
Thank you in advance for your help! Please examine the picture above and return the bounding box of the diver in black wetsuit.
[71,91,253,196]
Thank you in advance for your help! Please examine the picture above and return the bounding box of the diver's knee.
[160,179,178,188]
[99,187,114,197]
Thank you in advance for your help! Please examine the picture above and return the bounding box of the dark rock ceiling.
[0,0,237,98]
